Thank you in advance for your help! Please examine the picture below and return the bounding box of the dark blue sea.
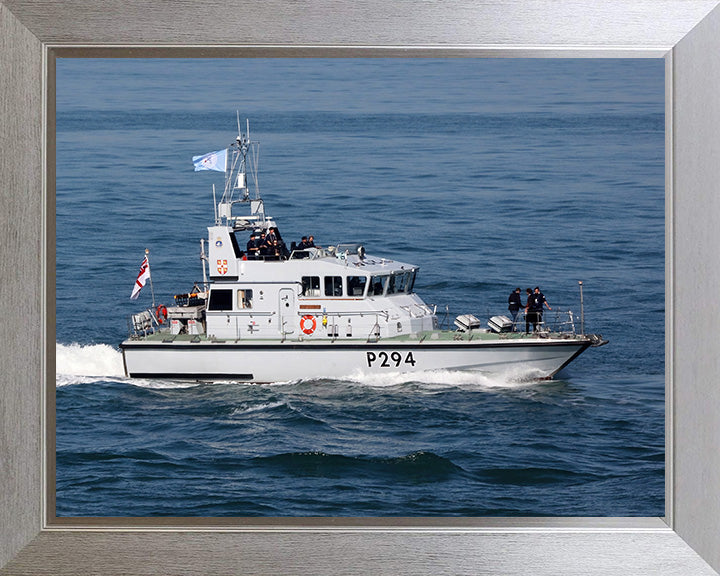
[55,58,665,517]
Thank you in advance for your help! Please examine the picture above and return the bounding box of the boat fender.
[156,304,168,324]
[300,315,317,335]
[322,313,328,327]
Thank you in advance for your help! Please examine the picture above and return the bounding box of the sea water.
[55,58,664,516]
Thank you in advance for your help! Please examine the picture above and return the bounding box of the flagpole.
[578,280,584,336]
[146,248,156,309]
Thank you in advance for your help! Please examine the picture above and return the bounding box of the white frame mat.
[1,1,720,574]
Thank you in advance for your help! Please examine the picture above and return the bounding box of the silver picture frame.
[2,1,720,574]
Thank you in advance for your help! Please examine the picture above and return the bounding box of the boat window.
[324,276,343,297]
[301,276,321,297]
[395,272,409,293]
[369,275,388,296]
[208,289,233,311]
[387,274,397,295]
[347,276,367,297]
[395,270,414,293]
[237,289,253,309]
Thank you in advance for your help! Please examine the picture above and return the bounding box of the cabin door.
[278,288,296,335]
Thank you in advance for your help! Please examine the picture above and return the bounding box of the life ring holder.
[156,304,168,324]
[300,315,317,335]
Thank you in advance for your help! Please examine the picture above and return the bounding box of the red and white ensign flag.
[130,256,150,300]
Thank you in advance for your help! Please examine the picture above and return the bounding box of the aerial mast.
[213,116,266,230]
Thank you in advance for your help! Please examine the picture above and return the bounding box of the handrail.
[205,310,276,317]
[509,309,577,335]
[298,309,389,321]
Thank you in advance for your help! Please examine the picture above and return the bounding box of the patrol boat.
[120,123,607,382]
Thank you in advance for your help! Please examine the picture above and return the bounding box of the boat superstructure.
[120,122,606,382]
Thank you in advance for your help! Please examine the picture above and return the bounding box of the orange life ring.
[300,315,317,335]
[156,304,168,324]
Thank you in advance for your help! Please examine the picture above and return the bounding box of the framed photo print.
[2,1,720,575]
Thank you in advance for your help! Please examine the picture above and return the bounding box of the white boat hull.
[120,337,591,382]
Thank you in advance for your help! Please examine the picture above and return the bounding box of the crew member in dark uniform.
[508,287,522,331]
[274,228,289,259]
[246,232,260,259]
[527,286,552,333]
[262,227,279,259]
[264,228,277,245]
[524,288,534,334]
[298,235,320,250]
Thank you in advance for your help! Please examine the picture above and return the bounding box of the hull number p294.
[366,351,417,368]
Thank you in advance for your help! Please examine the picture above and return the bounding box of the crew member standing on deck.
[508,287,522,331]
[527,286,552,332]
[524,288,534,334]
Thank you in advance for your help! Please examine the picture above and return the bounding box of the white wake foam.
[342,368,546,391]
[56,342,125,384]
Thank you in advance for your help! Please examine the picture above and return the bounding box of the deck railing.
[513,309,577,335]
[439,307,579,336]
[127,309,158,338]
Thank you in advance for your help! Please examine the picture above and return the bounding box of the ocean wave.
[56,374,119,388]
[56,447,169,465]
[230,400,287,415]
[256,450,463,481]
[477,466,594,486]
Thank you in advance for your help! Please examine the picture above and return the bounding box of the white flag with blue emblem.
[192,149,228,172]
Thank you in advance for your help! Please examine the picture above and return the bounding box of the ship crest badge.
[217,259,228,275]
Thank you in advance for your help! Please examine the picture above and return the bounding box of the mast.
[200,239,208,291]
[216,117,266,230]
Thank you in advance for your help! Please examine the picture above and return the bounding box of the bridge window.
[347,276,367,297]
[369,275,388,296]
[301,276,321,297]
[396,270,415,293]
[324,276,343,297]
